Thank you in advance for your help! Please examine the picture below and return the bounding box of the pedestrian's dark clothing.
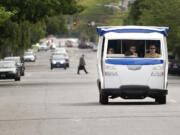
[79,57,86,66]
[77,56,88,74]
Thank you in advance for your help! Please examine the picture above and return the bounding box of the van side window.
[107,40,161,58]
[107,40,121,54]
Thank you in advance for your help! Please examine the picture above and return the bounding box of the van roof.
[96,26,169,37]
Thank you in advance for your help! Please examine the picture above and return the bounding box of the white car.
[54,48,67,53]
[51,52,69,67]
[0,61,21,81]
[24,52,36,62]
[38,44,49,51]
[4,56,25,76]
[50,55,68,70]
[51,52,68,58]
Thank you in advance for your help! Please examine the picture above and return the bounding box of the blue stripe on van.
[97,28,169,36]
[105,59,164,65]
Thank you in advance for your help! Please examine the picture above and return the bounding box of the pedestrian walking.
[77,54,88,74]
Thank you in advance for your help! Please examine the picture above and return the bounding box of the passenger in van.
[145,44,161,58]
[125,45,138,57]
[107,48,115,54]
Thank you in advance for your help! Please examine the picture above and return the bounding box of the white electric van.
[97,26,169,104]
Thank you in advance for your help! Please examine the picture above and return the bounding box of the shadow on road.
[0,81,94,87]
[108,102,158,105]
[60,101,159,106]
[60,102,99,106]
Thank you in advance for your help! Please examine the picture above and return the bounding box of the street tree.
[0,0,83,57]
[124,0,180,57]
[46,16,68,35]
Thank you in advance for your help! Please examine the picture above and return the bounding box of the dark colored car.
[78,43,88,49]
[4,56,25,76]
[168,60,180,75]
[67,44,73,48]
[87,42,94,49]
[0,61,21,81]
[66,40,73,48]
[50,55,68,70]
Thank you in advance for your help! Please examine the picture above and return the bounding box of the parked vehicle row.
[78,42,92,49]
[78,42,97,52]
[0,48,38,81]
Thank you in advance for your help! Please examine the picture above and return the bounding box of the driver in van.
[145,44,161,58]
[125,45,138,57]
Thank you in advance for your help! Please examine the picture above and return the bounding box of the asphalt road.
[0,45,180,135]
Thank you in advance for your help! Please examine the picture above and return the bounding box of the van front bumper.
[101,85,168,99]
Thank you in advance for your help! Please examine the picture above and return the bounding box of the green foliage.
[46,16,68,35]
[0,0,83,57]
[124,0,180,57]
[72,0,123,42]
[30,21,46,45]
[0,21,32,56]
[0,0,83,23]
[0,7,15,25]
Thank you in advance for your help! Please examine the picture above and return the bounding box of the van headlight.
[52,61,56,64]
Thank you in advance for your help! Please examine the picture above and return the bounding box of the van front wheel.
[99,92,108,105]
[155,96,166,104]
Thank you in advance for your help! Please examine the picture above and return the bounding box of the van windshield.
[107,40,161,58]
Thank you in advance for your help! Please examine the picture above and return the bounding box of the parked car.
[92,43,97,51]
[50,43,56,50]
[87,42,93,49]
[24,51,36,62]
[38,44,49,51]
[0,61,21,81]
[168,60,180,75]
[4,56,25,76]
[50,55,68,70]
[67,44,73,48]
[78,43,88,49]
